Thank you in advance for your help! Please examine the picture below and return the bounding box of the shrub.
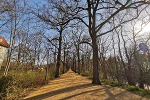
[0,75,13,99]
[89,74,93,79]
[0,70,56,99]
[102,79,110,85]
[47,71,55,79]
[17,71,47,88]
[142,89,150,98]
[81,71,93,79]
[127,86,141,92]
[120,85,142,95]
[81,71,90,76]
[109,81,120,87]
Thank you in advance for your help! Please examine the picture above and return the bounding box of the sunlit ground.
[24,70,147,100]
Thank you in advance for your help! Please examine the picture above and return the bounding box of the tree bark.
[127,64,135,86]
[77,46,80,74]
[92,35,101,85]
[75,58,76,73]
[101,53,107,80]
[55,29,62,78]
[90,3,101,84]
[72,57,75,71]
[62,49,65,74]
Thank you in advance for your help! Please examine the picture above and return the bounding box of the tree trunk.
[133,33,144,88]
[62,49,65,74]
[82,55,85,73]
[139,68,144,88]
[134,53,144,88]
[75,58,76,73]
[127,64,135,86]
[101,53,107,80]
[77,46,80,74]
[72,61,74,71]
[92,35,101,85]
[55,30,62,78]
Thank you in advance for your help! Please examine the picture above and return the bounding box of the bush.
[126,86,141,92]
[48,71,56,79]
[0,75,13,99]
[109,81,120,87]
[142,89,150,98]
[102,79,109,85]
[81,71,93,79]
[81,71,90,76]
[119,85,142,95]
[89,74,93,79]
[16,71,55,88]
[102,79,121,86]
[0,70,56,99]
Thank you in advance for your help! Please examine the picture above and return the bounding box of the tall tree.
[72,0,150,84]
[71,24,86,74]
[4,0,28,75]
[35,0,78,77]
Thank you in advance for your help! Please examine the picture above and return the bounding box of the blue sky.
[0,0,48,43]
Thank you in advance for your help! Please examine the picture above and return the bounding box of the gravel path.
[24,70,148,100]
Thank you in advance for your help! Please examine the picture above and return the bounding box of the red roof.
[0,36,9,48]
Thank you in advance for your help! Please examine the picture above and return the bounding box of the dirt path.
[24,70,148,100]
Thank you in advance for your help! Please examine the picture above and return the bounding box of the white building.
[0,36,9,69]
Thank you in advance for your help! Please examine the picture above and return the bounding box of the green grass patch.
[121,85,150,98]
[102,79,121,86]
[109,81,120,87]
[121,85,142,94]
[102,79,150,99]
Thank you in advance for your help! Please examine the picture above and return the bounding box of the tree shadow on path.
[24,84,145,100]
[24,70,147,100]
[24,83,95,100]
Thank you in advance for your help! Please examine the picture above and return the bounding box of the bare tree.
[34,0,79,78]
[0,0,15,29]
[70,0,150,84]
[71,24,86,74]
[4,0,29,75]
[62,31,72,73]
